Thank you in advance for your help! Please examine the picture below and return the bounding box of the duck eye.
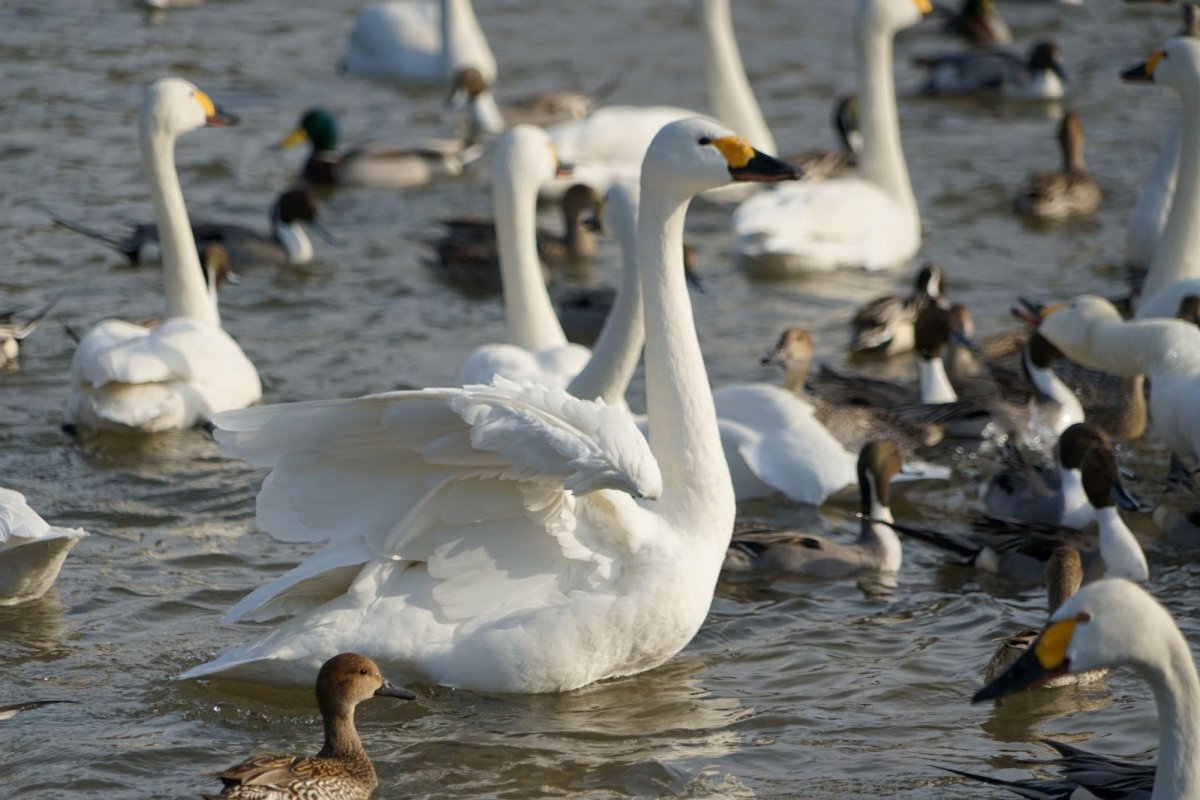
[360,668,369,675]
[697,137,712,146]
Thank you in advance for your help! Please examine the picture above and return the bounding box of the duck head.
[857,440,903,515]
[563,183,604,231]
[199,244,236,295]
[315,652,415,719]
[915,262,945,301]
[280,109,339,153]
[914,303,974,361]
[140,78,239,140]
[1056,422,1110,471]
[1079,442,1142,514]
[1177,294,1200,326]
[761,326,813,374]
[274,189,337,244]
[1028,41,1067,83]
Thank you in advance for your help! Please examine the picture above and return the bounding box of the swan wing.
[0,488,86,548]
[459,343,590,390]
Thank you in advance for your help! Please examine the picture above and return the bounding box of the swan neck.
[856,21,918,230]
[700,0,775,154]
[493,159,566,351]
[638,183,733,526]
[140,126,220,326]
[1143,620,1200,799]
[918,357,956,404]
[1145,98,1200,301]
[1128,112,1181,269]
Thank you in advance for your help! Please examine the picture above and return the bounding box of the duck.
[541,0,775,200]
[914,41,1068,100]
[939,0,1012,46]
[723,440,913,577]
[887,440,1148,583]
[424,183,603,296]
[0,700,77,721]
[850,262,946,356]
[952,579,1200,799]
[1014,112,1102,221]
[983,546,1106,688]
[64,78,261,435]
[342,0,495,86]
[1178,294,1200,326]
[50,188,334,269]
[175,119,800,691]
[0,488,86,606]
[278,109,480,190]
[0,298,58,369]
[447,66,618,136]
[732,0,929,277]
[1125,2,1200,274]
[203,653,415,800]
[785,95,861,181]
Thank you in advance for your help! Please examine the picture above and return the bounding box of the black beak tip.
[1120,63,1153,84]
[207,110,241,128]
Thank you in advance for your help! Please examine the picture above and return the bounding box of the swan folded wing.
[712,383,817,429]
[73,320,185,388]
[733,419,856,505]
[459,344,589,390]
[0,490,49,544]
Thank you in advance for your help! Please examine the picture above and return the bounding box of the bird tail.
[47,210,143,263]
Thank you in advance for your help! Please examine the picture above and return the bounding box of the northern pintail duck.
[850,263,947,356]
[915,41,1068,100]
[785,95,860,182]
[341,0,495,85]
[951,580,1200,799]
[1014,112,1102,221]
[0,699,77,720]
[0,299,57,369]
[723,441,911,577]
[889,441,1148,583]
[0,487,86,606]
[64,79,261,435]
[204,653,415,800]
[447,66,617,136]
[1177,294,1200,326]
[51,188,333,269]
[939,0,1012,46]
[983,546,1105,688]
[278,109,480,190]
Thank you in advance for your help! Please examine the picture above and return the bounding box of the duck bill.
[307,220,339,245]
[948,329,979,352]
[375,680,417,700]
[729,150,803,183]
[277,128,308,150]
[1111,478,1144,512]
[759,346,784,367]
[206,107,240,128]
[1011,297,1043,325]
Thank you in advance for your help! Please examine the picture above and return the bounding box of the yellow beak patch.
[1147,50,1166,77]
[1034,617,1077,669]
[912,0,933,15]
[1039,302,1067,320]
[193,90,217,119]
[711,136,754,169]
[279,128,308,149]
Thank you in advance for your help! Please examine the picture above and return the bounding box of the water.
[1,0,1197,796]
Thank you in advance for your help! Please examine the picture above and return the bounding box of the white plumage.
[0,488,86,606]
[342,0,496,85]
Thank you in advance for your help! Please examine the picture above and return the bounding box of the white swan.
[964,579,1200,800]
[65,79,261,435]
[542,0,774,199]
[0,488,86,606]
[457,126,591,390]
[342,0,495,86]
[732,0,928,277]
[176,119,798,690]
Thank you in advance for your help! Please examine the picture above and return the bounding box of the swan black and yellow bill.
[972,617,1077,702]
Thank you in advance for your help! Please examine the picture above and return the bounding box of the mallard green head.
[279,108,339,152]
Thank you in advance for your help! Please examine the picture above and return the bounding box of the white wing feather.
[458,343,591,390]
[0,488,87,549]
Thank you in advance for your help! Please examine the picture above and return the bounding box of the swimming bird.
[939,0,1012,46]
[1014,112,1102,221]
[953,579,1200,799]
[342,0,495,85]
[203,653,415,800]
[849,262,946,356]
[447,66,618,136]
[733,0,930,276]
[914,41,1067,99]
[723,440,912,577]
[278,109,480,190]
[0,700,77,721]
[176,119,799,690]
[0,487,87,606]
[64,79,261,435]
[50,188,333,269]
[0,298,58,368]
[785,95,861,181]
[983,546,1105,688]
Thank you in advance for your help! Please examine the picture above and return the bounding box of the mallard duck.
[278,109,480,190]
[447,66,617,136]
[0,487,86,606]
[203,653,415,800]
[915,40,1068,99]
[1014,112,1101,220]
[850,263,947,356]
[784,95,860,181]
[0,299,58,369]
[939,0,1012,46]
[50,188,333,269]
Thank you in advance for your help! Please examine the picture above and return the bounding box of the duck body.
[1014,113,1101,221]
[0,488,86,606]
[850,263,944,355]
[0,300,57,368]
[342,0,495,85]
[915,41,1067,99]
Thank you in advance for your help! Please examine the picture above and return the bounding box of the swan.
[50,188,333,269]
[1014,112,1102,221]
[541,0,775,199]
[342,0,495,86]
[0,299,57,369]
[957,579,1200,799]
[64,78,261,435]
[176,118,799,690]
[732,0,929,277]
[0,488,86,606]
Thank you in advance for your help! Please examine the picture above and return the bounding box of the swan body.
[733,0,926,276]
[177,119,797,690]
[0,488,86,606]
[342,0,495,85]
[65,78,261,435]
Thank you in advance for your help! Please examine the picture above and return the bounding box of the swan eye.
[1075,611,1092,624]
[697,137,712,146]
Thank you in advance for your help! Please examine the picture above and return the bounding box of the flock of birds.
[8,0,1200,797]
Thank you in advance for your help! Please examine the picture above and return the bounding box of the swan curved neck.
[856,19,919,237]
[493,158,566,352]
[140,127,220,326]
[637,181,733,526]
[1128,112,1181,269]
[1144,97,1200,302]
[442,0,488,74]
[469,91,506,137]
[1140,617,1200,799]
[700,0,775,154]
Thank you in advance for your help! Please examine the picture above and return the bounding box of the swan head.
[496,125,571,188]
[641,118,800,197]
[140,78,238,140]
[1035,295,1122,363]
[279,109,339,152]
[858,0,932,35]
[973,579,1173,700]
[1121,37,1200,94]
[315,653,415,719]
